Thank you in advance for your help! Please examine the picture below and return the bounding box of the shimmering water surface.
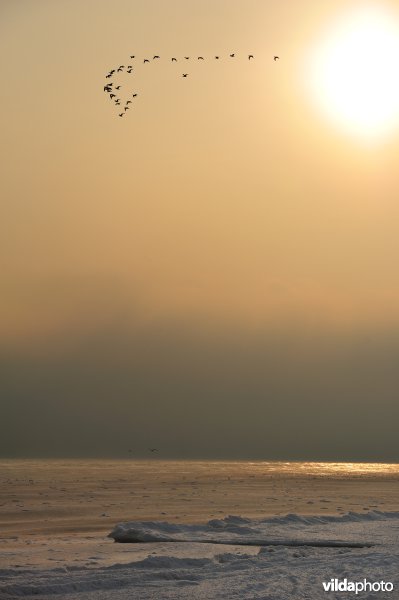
[1,460,398,536]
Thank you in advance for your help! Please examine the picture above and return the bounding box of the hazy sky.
[1,0,399,460]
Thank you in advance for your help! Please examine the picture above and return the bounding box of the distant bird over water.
[274,55,279,61]
[149,448,159,453]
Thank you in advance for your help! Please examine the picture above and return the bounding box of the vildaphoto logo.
[323,578,394,594]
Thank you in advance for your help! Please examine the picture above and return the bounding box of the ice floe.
[1,511,398,599]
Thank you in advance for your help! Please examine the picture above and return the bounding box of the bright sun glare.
[310,6,399,138]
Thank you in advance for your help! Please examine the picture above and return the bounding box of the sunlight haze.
[1,0,399,460]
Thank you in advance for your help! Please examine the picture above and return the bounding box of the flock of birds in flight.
[103,53,280,117]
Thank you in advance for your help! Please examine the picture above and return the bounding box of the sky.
[1,0,399,460]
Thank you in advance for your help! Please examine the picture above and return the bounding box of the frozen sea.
[0,460,398,599]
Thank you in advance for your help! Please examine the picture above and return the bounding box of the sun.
[309,6,399,138]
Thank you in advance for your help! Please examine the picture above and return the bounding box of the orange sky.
[2,0,399,345]
[1,1,399,458]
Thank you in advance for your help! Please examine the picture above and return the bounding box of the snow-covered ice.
[109,510,398,546]
[1,461,398,598]
[1,511,398,599]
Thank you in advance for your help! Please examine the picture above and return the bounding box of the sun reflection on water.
[243,461,399,477]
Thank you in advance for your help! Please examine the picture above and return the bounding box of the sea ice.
[1,511,397,599]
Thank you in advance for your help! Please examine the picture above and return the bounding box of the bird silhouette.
[273,56,279,61]
[148,448,159,453]
[103,49,267,117]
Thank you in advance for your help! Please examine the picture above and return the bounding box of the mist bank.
[1,317,398,461]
